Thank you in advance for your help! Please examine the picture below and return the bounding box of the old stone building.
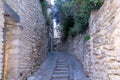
[63,0,120,80]
[0,0,48,80]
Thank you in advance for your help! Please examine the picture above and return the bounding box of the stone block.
[109,75,120,80]
[108,69,120,75]
[106,62,120,69]
[0,55,3,59]
[116,57,120,62]
[0,62,3,68]
[114,28,120,36]
[103,45,115,50]
[106,56,116,63]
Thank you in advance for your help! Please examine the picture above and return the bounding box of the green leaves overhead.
[55,0,104,40]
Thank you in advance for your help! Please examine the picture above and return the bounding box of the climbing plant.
[54,0,104,40]
[40,0,49,15]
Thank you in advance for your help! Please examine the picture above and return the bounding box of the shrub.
[84,35,90,41]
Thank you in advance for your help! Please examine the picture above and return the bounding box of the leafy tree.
[54,0,104,40]
[40,0,53,26]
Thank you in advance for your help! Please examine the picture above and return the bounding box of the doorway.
[3,14,20,80]
[3,2,20,80]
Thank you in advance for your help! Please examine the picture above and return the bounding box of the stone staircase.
[27,52,90,80]
[50,55,71,80]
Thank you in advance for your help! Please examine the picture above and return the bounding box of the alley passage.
[28,52,89,80]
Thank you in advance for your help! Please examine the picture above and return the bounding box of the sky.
[51,0,61,38]
[51,0,54,5]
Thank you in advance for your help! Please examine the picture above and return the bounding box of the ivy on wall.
[54,0,104,40]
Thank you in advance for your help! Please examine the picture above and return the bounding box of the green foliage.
[84,35,90,41]
[40,0,53,26]
[55,0,104,40]
[69,28,77,37]
[40,0,49,16]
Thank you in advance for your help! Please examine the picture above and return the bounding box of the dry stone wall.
[0,0,48,80]
[0,1,5,80]
[63,0,120,80]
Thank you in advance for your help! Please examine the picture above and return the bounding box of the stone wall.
[0,0,48,80]
[0,1,5,80]
[63,0,120,80]
[18,1,48,79]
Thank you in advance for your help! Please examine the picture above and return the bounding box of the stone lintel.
[3,2,20,23]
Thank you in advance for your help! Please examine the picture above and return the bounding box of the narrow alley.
[0,0,120,80]
[28,52,89,80]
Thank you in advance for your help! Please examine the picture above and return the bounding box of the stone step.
[52,73,69,77]
[57,62,68,64]
[57,60,67,62]
[55,67,69,70]
[57,59,68,61]
[28,52,89,80]
[51,78,69,80]
[56,66,69,68]
[50,56,70,80]
[53,71,68,74]
[51,74,69,79]
[55,68,69,71]
[57,62,68,63]
[56,63,68,66]
[57,65,68,67]
[56,65,69,67]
